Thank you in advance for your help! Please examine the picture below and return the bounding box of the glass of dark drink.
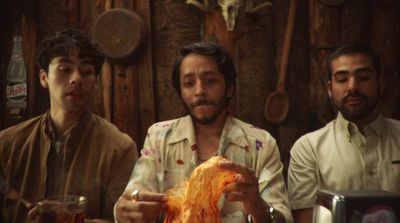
[36,195,86,223]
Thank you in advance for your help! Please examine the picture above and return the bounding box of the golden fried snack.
[164,156,237,223]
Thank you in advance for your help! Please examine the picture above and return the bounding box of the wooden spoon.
[264,0,297,124]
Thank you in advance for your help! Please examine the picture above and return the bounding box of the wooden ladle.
[264,0,297,124]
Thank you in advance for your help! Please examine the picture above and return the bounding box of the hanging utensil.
[264,0,297,124]
[92,0,147,65]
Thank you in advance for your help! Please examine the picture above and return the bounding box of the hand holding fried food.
[114,189,165,223]
[164,156,237,223]
[219,160,270,223]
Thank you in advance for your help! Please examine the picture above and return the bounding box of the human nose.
[347,76,358,93]
[69,69,83,85]
[194,80,206,97]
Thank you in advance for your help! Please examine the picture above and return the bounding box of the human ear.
[327,81,333,99]
[226,85,234,98]
[39,69,49,88]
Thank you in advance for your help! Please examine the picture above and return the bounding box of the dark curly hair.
[37,28,104,75]
[172,42,237,96]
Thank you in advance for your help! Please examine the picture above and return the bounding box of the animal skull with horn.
[218,0,242,31]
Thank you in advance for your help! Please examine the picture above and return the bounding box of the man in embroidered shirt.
[287,43,400,223]
[114,42,293,223]
[0,29,138,223]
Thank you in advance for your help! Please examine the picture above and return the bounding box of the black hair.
[37,28,105,75]
[326,43,381,81]
[172,42,237,95]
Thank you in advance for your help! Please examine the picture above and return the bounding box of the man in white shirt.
[288,43,400,223]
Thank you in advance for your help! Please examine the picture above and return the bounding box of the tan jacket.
[0,111,138,222]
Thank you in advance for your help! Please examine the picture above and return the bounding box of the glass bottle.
[6,35,27,117]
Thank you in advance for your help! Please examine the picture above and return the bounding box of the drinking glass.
[36,195,86,223]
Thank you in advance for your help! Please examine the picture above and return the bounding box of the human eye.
[333,72,348,83]
[58,64,72,74]
[205,77,217,85]
[80,66,96,76]
[335,77,347,83]
[182,78,195,88]
[357,70,373,81]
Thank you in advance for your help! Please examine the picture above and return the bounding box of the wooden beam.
[113,66,140,142]
[101,0,113,121]
[204,7,236,115]
[371,0,399,118]
[340,0,371,44]
[112,0,141,142]
[309,0,340,126]
[152,1,200,121]
[68,0,79,26]
[134,0,156,144]
[276,0,310,177]
[21,15,37,119]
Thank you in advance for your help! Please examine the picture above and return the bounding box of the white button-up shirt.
[288,112,400,210]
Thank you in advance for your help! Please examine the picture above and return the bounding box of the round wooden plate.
[93,8,147,64]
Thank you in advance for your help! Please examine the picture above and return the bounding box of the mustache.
[342,90,368,102]
[191,99,215,107]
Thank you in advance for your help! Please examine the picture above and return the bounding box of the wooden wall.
[1,0,400,176]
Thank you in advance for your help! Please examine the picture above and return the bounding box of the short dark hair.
[37,28,105,75]
[326,43,381,80]
[172,42,237,95]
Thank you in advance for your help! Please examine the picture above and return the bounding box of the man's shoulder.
[291,120,335,153]
[89,114,134,144]
[384,117,400,129]
[147,116,187,134]
[300,120,335,140]
[0,115,44,139]
[230,117,275,141]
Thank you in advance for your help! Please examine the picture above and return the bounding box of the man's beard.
[336,90,379,121]
[182,94,229,125]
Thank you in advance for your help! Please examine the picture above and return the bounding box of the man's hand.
[218,160,270,223]
[26,206,38,223]
[115,189,165,223]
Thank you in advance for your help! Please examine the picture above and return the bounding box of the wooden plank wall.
[1,0,400,175]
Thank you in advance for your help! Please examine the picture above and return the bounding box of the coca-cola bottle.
[6,35,27,118]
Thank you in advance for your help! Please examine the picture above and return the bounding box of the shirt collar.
[168,115,248,149]
[220,116,249,148]
[365,113,386,138]
[43,109,92,140]
[168,115,196,146]
[336,112,386,139]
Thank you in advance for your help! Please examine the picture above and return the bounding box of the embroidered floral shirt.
[127,115,292,223]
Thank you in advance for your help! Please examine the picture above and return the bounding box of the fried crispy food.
[164,156,237,223]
